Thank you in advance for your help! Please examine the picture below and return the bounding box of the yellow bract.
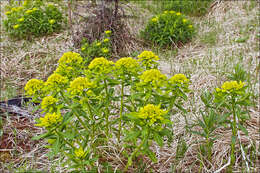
[103,38,109,43]
[35,112,62,127]
[151,17,158,22]
[13,24,20,29]
[41,96,58,110]
[18,18,24,22]
[137,50,159,62]
[176,12,181,16]
[88,57,114,74]
[216,81,245,93]
[74,147,86,158]
[140,69,167,88]
[102,48,109,53]
[49,19,55,25]
[25,9,33,14]
[24,79,44,96]
[96,42,101,46]
[5,11,11,15]
[170,74,189,84]
[58,52,83,65]
[45,73,68,89]
[105,30,112,35]
[138,104,167,126]
[115,57,139,74]
[69,77,95,96]
[182,19,187,23]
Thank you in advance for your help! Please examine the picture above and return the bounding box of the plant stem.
[118,81,124,142]
[104,79,110,139]
[85,99,95,140]
[124,130,149,172]
[55,129,74,149]
[230,97,237,168]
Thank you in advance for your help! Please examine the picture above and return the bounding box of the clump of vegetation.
[80,30,112,64]
[141,11,195,47]
[3,0,64,39]
[24,50,190,171]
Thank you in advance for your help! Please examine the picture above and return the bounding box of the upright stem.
[85,99,95,140]
[118,81,124,142]
[230,97,237,168]
[104,79,110,139]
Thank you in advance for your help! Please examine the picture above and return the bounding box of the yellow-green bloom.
[182,19,187,23]
[137,104,167,126]
[163,11,168,14]
[216,81,245,93]
[58,52,83,65]
[5,11,11,15]
[69,77,95,96]
[32,7,38,11]
[24,79,44,96]
[13,24,20,29]
[18,18,24,22]
[41,96,58,110]
[81,47,86,51]
[23,0,28,6]
[170,74,189,84]
[25,9,33,14]
[188,25,193,28]
[176,12,181,16]
[169,10,175,14]
[17,7,24,11]
[105,30,112,35]
[102,48,109,54]
[49,19,55,25]
[35,112,62,127]
[139,69,167,88]
[151,17,158,22]
[96,42,101,46]
[74,147,86,158]
[45,73,68,89]
[137,50,159,62]
[103,38,109,43]
[115,57,140,74]
[11,7,18,12]
[88,57,114,74]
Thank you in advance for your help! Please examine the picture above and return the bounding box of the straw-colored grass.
[0,0,259,172]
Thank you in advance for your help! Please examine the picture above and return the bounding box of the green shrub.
[80,30,112,64]
[25,50,190,171]
[3,0,64,39]
[158,0,213,17]
[141,11,195,47]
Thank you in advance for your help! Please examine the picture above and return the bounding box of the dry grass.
[0,0,259,172]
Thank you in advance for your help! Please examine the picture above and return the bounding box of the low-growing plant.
[80,30,112,64]
[25,50,190,171]
[3,0,64,39]
[141,11,195,47]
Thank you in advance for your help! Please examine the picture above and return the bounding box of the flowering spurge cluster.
[141,10,195,47]
[3,0,63,39]
[80,30,112,64]
[25,50,190,171]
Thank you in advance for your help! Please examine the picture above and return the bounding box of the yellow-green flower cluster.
[49,19,55,25]
[103,38,109,43]
[35,112,62,128]
[88,57,114,74]
[45,73,68,90]
[139,69,167,88]
[137,51,159,69]
[13,24,20,29]
[102,48,109,54]
[216,81,245,93]
[169,74,189,85]
[105,30,112,35]
[138,50,159,62]
[74,147,86,158]
[137,104,167,126]
[115,57,140,74]
[41,96,58,110]
[69,77,95,96]
[151,16,158,22]
[24,79,44,96]
[58,52,83,65]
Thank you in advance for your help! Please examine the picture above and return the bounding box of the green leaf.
[238,123,248,136]
[154,133,164,147]
[145,149,157,162]
[32,132,51,140]
[125,131,141,141]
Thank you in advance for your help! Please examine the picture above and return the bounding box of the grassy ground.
[0,0,259,172]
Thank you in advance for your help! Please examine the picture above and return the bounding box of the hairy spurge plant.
[25,50,190,171]
[141,10,195,47]
[3,0,64,39]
